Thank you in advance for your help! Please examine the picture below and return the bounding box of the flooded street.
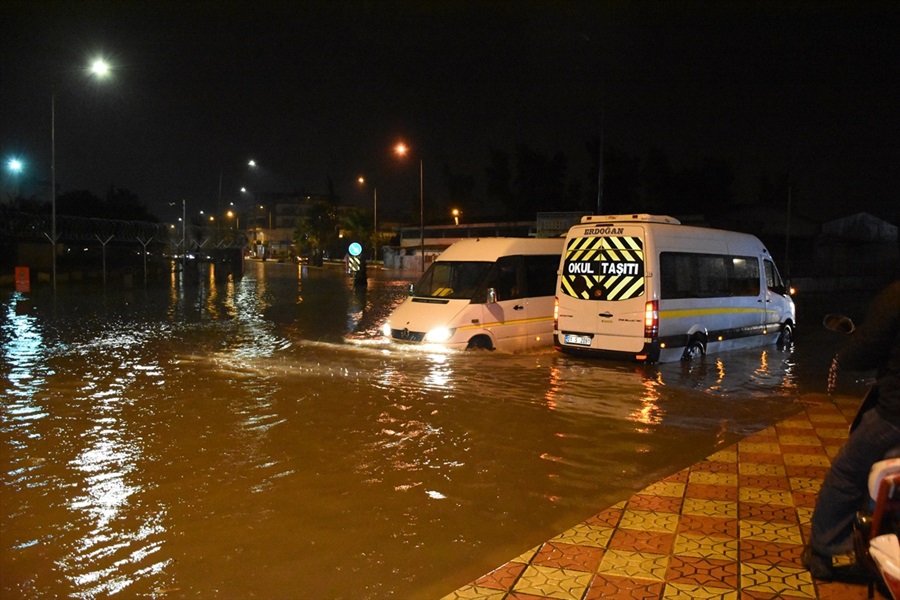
[1,261,874,599]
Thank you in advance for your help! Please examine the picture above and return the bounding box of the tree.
[639,146,672,213]
[106,186,157,221]
[57,190,104,217]
[485,147,514,216]
[601,147,642,214]
[294,199,340,266]
[514,144,568,217]
[442,163,476,218]
[340,207,373,256]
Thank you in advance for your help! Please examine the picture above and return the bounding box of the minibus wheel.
[466,336,494,351]
[777,324,794,350]
[681,339,705,361]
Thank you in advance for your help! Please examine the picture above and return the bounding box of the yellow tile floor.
[443,393,890,599]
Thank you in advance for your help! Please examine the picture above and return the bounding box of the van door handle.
[514,304,524,310]
[599,312,613,318]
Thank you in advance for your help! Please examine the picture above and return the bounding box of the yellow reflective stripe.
[456,316,553,331]
[661,307,766,318]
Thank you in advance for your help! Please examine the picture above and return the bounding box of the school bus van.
[554,214,795,363]
[382,237,564,351]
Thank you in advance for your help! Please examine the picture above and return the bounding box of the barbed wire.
[0,210,248,248]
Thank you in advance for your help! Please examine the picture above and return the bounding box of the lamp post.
[452,208,461,226]
[49,57,111,293]
[357,176,378,263]
[394,142,424,272]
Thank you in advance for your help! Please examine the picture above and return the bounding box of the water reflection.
[1,267,854,599]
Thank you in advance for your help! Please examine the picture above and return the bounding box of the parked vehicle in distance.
[381,237,565,351]
[554,214,795,363]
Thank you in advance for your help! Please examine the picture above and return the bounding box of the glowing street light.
[7,158,23,173]
[452,208,461,226]
[394,141,424,271]
[90,59,111,78]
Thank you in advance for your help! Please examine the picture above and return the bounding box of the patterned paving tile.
[471,561,528,591]
[617,509,680,534]
[682,497,738,520]
[672,532,739,561]
[596,549,670,581]
[584,575,664,599]
[740,562,816,598]
[626,493,683,513]
[784,453,832,468]
[689,470,738,486]
[666,555,738,588]
[739,501,799,523]
[641,480,686,497]
[740,485,796,506]
[513,564,594,600]
[677,512,738,538]
[661,582,739,598]
[685,482,740,501]
[532,541,605,572]
[608,527,676,555]
[444,397,878,600]
[550,522,613,548]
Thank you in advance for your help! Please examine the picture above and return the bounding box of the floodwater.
[0,261,876,599]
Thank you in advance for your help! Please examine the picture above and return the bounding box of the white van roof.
[580,214,681,225]
[435,237,565,262]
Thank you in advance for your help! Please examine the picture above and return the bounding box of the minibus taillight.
[644,300,659,338]
[553,297,559,330]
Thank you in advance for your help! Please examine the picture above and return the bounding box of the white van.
[382,237,564,351]
[554,214,795,363]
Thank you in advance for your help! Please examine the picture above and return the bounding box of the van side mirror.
[486,287,497,304]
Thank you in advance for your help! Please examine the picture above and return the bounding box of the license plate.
[564,334,593,347]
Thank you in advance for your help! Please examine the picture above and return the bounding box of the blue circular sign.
[348,242,362,257]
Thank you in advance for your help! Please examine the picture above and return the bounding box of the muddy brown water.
[1,262,877,598]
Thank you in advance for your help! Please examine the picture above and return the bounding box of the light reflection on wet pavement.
[0,262,875,598]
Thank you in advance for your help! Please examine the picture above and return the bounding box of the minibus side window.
[661,252,759,298]
[524,255,560,297]
[729,256,760,296]
[698,255,729,297]
[477,256,522,302]
[764,260,786,294]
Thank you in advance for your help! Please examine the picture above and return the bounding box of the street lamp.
[394,142,424,272]
[49,57,112,292]
[452,208,461,226]
[357,176,378,263]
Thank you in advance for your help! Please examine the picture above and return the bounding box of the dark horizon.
[2,1,899,226]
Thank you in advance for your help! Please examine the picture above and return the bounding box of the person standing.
[803,280,900,579]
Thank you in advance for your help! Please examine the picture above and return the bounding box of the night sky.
[2,1,898,225]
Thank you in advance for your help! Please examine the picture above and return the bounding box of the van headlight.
[424,327,455,343]
[381,322,393,337]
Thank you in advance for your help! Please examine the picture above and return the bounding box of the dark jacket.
[838,280,900,426]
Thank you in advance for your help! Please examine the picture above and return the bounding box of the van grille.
[390,328,425,342]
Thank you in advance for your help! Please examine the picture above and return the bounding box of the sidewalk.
[443,393,886,599]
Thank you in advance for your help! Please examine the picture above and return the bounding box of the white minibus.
[554,214,795,362]
[382,237,564,351]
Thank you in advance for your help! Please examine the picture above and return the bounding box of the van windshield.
[413,261,492,299]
